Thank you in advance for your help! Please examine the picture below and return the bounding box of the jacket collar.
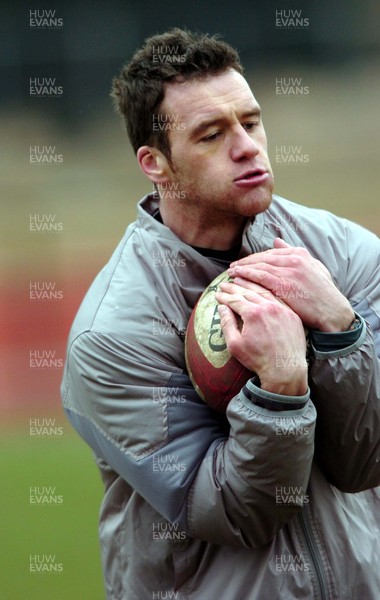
[137,193,274,257]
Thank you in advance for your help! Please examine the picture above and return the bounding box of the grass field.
[0,428,105,600]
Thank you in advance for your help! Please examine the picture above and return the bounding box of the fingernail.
[218,305,227,314]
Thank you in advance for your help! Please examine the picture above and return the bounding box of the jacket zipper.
[298,507,329,600]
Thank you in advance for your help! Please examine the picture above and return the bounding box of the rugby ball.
[185,271,253,412]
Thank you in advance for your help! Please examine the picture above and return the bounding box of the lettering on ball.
[193,271,232,368]
[208,304,227,352]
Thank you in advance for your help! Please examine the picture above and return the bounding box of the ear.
[137,146,171,185]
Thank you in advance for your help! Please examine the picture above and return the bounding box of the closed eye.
[201,131,222,142]
[243,121,260,132]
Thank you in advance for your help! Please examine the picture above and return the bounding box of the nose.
[230,125,259,162]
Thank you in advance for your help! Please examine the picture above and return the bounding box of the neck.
[159,200,246,250]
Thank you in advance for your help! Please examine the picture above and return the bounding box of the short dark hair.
[111,28,243,160]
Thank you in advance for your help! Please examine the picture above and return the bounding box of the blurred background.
[1,0,379,598]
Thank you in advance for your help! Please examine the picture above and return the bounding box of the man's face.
[159,69,274,228]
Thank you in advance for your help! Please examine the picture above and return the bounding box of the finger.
[227,264,282,288]
[230,254,306,274]
[274,237,292,249]
[215,290,267,317]
[219,280,274,297]
[219,281,246,294]
[234,267,302,304]
[233,269,291,302]
[215,290,266,321]
[217,305,241,346]
[231,277,278,299]
[215,291,249,316]
[229,247,293,267]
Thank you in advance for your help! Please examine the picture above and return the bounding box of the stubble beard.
[163,155,274,228]
[168,175,273,225]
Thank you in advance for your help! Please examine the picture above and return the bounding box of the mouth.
[233,168,269,188]
[234,168,266,182]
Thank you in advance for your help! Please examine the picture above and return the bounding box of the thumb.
[274,237,291,249]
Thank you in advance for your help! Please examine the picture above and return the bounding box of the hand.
[215,281,308,396]
[227,238,355,332]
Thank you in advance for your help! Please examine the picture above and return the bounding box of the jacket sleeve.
[62,331,316,549]
[308,222,380,493]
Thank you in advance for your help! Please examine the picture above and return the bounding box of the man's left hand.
[227,238,355,332]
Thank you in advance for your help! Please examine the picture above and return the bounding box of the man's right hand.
[216,281,308,396]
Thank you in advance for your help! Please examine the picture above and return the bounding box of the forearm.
[188,380,316,548]
[65,332,317,548]
[309,316,380,492]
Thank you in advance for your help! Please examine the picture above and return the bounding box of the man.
[61,28,380,599]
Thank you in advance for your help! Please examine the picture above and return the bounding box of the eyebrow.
[190,107,262,138]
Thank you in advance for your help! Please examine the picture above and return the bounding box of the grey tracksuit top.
[62,193,380,599]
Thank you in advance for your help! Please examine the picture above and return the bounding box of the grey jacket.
[61,194,380,600]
